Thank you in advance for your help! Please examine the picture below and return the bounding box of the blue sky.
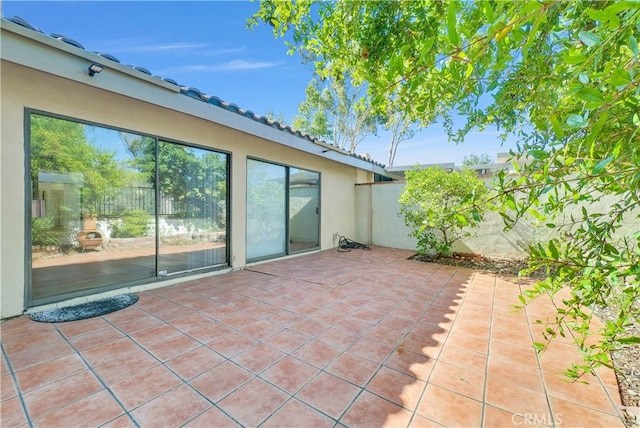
[2,1,516,166]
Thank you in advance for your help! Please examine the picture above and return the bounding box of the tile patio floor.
[1,247,624,427]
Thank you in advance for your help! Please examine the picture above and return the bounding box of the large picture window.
[28,113,229,305]
[246,159,319,262]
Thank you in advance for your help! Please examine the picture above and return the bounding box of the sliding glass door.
[289,168,320,253]
[157,142,228,275]
[246,159,319,262]
[246,160,287,260]
[28,112,229,305]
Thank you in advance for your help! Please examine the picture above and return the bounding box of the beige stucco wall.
[0,24,378,318]
[356,180,638,260]
[355,181,536,258]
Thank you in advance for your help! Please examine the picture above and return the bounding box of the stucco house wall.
[0,19,387,319]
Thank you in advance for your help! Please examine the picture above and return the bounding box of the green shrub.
[399,166,489,256]
[32,217,60,246]
[111,210,151,238]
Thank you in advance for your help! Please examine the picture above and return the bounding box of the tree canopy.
[250,1,640,377]
[293,75,379,153]
[463,153,493,166]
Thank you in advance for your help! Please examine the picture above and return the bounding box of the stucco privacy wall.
[355,182,535,258]
[0,21,384,318]
[355,181,639,258]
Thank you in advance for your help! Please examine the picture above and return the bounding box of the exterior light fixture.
[87,63,104,77]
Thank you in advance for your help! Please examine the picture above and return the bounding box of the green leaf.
[447,2,460,47]
[576,88,604,107]
[630,35,639,60]
[579,31,601,47]
[455,213,468,226]
[578,72,589,84]
[608,68,632,88]
[548,241,559,259]
[563,54,588,65]
[633,113,640,127]
[592,155,614,175]
[617,337,640,345]
[566,114,587,128]
[585,8,609,22]
[550,114,564,139]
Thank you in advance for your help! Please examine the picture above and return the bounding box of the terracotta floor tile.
[152,303,194,322]
[207,331,257,358]
[0,248,626,428]
[130,384,211,427]
[489,337,539,367]
[190,361,253,402]
[443,331,489,354]
[428,360,485,401]
[490,323,533,345]
[165,346,224,380]
[1,355,9,376]
[416,384,483,427]
[409,414,446,427]
[366,366,426,411]
[318,327,359,349]
[334,317,374,336]
[187,321,234,344]
[366,324,406,346]
[348,337,395,363]
[23,370,103,420]
[262,398,335,428]
[69,326,124,351]
[6,340,75,372]
[0,396,29,427]
[239,319,282,340]
[437,344,487,372]
[1,374,18,401]
[485,375,551,416]
[290,318,329,337]
[232,342,285,374]
[487,355,544,393]
[261,356,320,394]
[102,306,149,325]
[341,390,413,428]
[170,313,214,332]
[483,404,550,427]
[296,372,361,419]
[182,406,241,427]
[31,390,123,428]
[264,328,309,353]
[450,319,491,338]
[110,365,182,409]
[267,310,305,327]
[91,348,159,386]
[80,337,142,367]
[384,348,436,381]
[218,378,289,427]
[145,332,200,361]
[15,353,87,393]
[54,317,110,338]
[327,351,381,387]
[2,329,65,355]
[292,340,342,369]
[111,313,163,335]
[130,323,180,347]
[549,396,624,427]
[543,371,619,415]
[100,414,138,428]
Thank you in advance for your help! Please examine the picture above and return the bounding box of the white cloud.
[159,59,284,74]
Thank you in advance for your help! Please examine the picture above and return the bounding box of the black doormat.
[30,294,139,323]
